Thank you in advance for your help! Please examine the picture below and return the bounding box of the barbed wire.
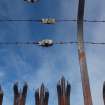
[0,41,105,46]
[0,19,105,23]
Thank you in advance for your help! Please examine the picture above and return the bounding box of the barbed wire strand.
[0,41,105,46]
[0,19,105,22]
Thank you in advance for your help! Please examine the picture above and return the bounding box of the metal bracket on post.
[57,76,71,105]
[35,83,49,105]
[77,0,93,105]
[13,82,28,105]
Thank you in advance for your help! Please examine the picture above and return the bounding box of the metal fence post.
[13,82,28,105]
[0,86,3,105]
[35,83,49,105]
[57,76,71,105]
[103,82,105,105]
[77,0,93,105]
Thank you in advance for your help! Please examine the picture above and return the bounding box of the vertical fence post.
[103,82,105,105]
[20,83,28,105]
[13,82,28,105]
[77,0,93,105]
[13,82,18,105]
[0,86,3,105]
[57,76,71,105]
[35,83,49,105]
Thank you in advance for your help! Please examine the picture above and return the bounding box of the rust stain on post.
[79,51,85,62]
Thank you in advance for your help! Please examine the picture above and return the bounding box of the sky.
[0,0,105,105]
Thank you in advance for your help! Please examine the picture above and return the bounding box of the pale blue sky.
[0,0,105,105]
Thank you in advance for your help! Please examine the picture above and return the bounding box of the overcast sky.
[0,0,105,105]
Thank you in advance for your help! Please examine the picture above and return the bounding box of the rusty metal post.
[0,86,3,105]
[103,82,105,105]
[13,82,28,105]
[57,76,71,105]
[35,83,49,105]
[77,0,93,105]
